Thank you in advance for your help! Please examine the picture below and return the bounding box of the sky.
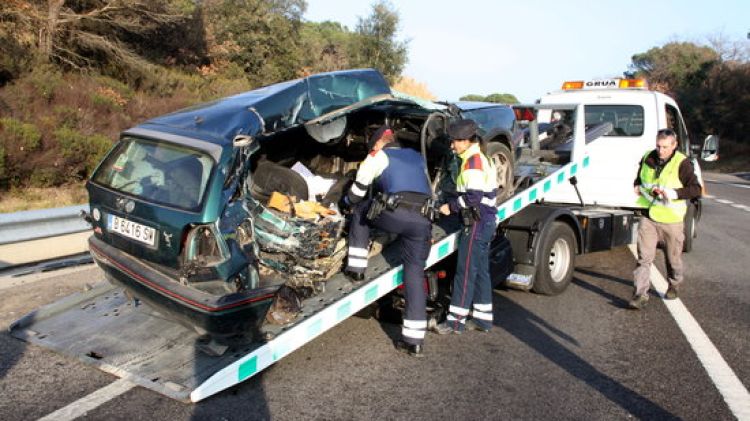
[304,0,749,103]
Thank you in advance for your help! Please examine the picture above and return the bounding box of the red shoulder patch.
[463,154,483,170]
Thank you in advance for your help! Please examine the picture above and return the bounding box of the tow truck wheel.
[532,222,576,295]
[683,202,697,253]
[487,142,515,203]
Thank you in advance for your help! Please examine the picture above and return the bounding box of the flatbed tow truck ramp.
[10,105,593,402]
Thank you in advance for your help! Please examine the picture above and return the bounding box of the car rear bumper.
[89,235,277,336]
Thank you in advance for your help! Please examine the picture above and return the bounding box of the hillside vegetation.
[0,2,747,211]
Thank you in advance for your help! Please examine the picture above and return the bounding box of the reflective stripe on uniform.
[402,326,426,339]
[480,197,496,206]
[471,311,493,321]
[473,303,492,312]
[446,314,466,323]
[458,196,467,208]
[449,305,470,316]
[348,247,369,258]
[347,256,368,268]
[403,319,428,329]
[350,183,367,197]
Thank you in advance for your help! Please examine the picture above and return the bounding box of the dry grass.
[0,183,88,213]
[392,76,437,101]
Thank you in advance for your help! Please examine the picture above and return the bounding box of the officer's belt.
[392,192,429,212]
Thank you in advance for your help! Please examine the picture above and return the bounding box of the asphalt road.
[0,172,748,420]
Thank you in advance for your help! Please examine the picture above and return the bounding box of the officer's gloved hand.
[339,195,353,215]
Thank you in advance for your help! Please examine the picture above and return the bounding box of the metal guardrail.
[0,204,91,246]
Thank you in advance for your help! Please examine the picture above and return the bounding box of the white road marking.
[703,194,715,199]
[730,203,750,211]
[37,378,136,421]
[715,198,734,204]
[729,183,750,190]
[628,245,750,420]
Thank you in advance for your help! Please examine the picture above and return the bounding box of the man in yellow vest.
[630,128,701,309]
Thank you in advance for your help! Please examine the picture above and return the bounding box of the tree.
[459,93,519,104]
[459,94,485,102]
[299,21,352,75]
[484,93,519,104]
[0,1,192,85]
[350,1,407,83]
[202,0,307,87]
[629,42,719,95]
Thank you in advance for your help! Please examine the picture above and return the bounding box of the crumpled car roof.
[137,68,393,145]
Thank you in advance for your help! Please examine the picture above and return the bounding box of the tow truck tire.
[683,203,697,253]
[487,142,514,203]
[532,222,576,295]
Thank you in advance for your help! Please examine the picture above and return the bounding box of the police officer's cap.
[448,119,478,141]
[368,124,394,150]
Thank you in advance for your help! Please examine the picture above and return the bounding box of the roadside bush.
[55,127,113,180]
[53,105,80,128]
[0,145,5,180]
[29,168,63,187]
[0,117,42,152]
[28,64,63,102]
[90,87,128,112]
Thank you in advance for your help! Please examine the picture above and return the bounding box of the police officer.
[434,119,498,334]
[342,125,432,357]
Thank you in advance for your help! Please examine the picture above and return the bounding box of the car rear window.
[583,105,644,137]
[92,136,213,210]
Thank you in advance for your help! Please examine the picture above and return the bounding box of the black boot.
[344,269,365,282]
[394,340,424,358]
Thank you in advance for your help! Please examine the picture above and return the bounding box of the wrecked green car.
[85,68,516,337]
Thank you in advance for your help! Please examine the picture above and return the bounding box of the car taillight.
[182,223,230,267]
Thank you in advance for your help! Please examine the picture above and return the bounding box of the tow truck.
[8,78,716,403]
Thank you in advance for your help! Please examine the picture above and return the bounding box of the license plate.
[108,215,156,246]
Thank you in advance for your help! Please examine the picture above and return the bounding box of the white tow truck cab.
[499,79,719,295]
[537,78,711,209]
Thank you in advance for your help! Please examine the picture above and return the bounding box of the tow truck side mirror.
[700,134,719,162]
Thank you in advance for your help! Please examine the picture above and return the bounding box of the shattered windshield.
[92,137,213,211]
[306,71,390,116]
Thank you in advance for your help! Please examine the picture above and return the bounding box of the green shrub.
[29,168,62,187]
[55,127,86,159]
[90,92,123,111]
[0,145,5,180]
[94,75,134,100]
[0,117,42,151]
[53,105,80,128]
[55,127,113,179]
[84,134,113,175]
[28,64,63,102]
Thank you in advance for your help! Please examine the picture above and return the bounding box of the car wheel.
[487,142,514,203]
[532,222,576,295]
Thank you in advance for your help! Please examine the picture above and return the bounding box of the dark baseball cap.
[448,119,478,141]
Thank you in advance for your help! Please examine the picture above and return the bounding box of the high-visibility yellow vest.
[636,151,687,223]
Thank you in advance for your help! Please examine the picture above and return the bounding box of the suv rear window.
[92,137,213,210]
[583,105,644,137]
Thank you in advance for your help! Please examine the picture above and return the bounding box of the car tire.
[250,160,309,202]
[486,142,514,203]
[683,202,697,253]
[532,222,576,296]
